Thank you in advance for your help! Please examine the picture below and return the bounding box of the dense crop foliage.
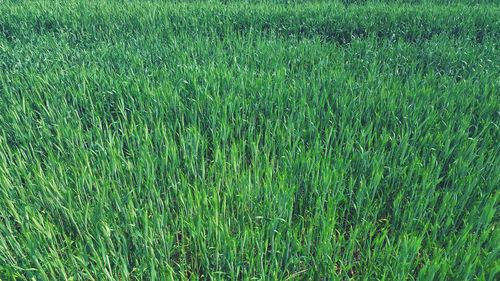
[0,0,499,280]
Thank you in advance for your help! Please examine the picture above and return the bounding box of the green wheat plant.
[0,0,498,280]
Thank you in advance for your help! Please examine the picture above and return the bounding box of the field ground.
[0,0,499,280]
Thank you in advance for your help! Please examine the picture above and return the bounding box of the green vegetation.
[0,0,498,279]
